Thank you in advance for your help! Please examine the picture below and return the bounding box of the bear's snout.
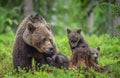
[44,45,54,54]
[47,45,54,53]
[49,46,54,51]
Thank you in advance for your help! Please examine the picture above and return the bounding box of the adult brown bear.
[13,14,57,71]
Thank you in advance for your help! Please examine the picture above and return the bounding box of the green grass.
[0,33,120,78]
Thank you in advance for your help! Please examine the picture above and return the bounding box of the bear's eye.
[43,38,47,42]
[38,42,42,45]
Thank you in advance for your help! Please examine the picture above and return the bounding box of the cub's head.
[67,28,82,48]
[47,53,69,68]
[90,47,100,64]
[79,43,91,54]
[23,15,55,54]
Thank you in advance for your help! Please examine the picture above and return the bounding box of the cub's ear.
[67,28,71,34]
[27,23,36,33]
[47,57,52,63]
[76,29,81,34]
[97,47,100,51]
[55,56,63,64]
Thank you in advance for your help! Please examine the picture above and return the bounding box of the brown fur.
[67,28,88,50]
[47,52,69,68]
[90,47,100,64]
[13,14,57,71]
[67,28,103,72]
[69,43,91,69]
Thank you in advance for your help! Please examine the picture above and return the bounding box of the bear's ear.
[76,29,81,34]
[67,28,71,34]
[97,47,100,51]
[34,13,39,18]
[27,23,36,33]
[46,24,51,30]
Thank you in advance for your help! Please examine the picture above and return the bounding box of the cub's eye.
[96,53,98,55]
[92,53,94,55]
[82,46,86,48]
[71,40,77,43]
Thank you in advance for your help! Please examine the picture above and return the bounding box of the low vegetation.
[0,32,120,78]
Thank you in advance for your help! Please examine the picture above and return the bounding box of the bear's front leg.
[13,55,32,72]
[35,58,46,70]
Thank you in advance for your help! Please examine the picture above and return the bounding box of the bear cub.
[91,47,100,64]
[67,28,88,50]
[47,52,69,68]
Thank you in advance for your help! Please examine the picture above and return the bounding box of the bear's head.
[90,47,100,64]
[23,15,55,54]
[67,28,82,48]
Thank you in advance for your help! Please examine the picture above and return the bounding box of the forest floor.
[0,33,120,78]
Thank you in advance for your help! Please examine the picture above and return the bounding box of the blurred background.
[0,1,120,77]
[0,0,120,36]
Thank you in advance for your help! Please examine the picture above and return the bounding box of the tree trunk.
[114,0,120,27]
[87,0,96,35]
[107,0,113,35]
[113,0,120,37]
[87,11,94,34]
[24,0,33,17]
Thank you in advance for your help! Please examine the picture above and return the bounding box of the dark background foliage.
[0,0,120,36]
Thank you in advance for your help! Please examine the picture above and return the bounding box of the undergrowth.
[0,33,120,78]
